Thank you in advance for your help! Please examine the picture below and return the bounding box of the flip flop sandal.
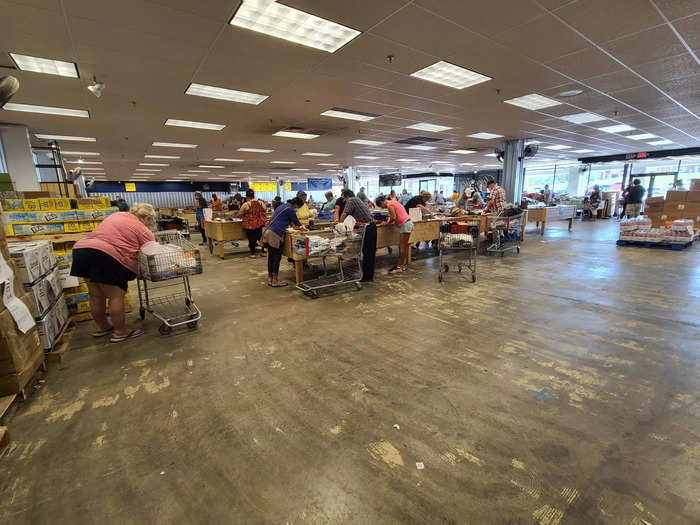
[271,282,289,287]
[92,327,114,338]
[110,329,144,343]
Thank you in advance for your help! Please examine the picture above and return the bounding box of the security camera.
[87,77,105,98]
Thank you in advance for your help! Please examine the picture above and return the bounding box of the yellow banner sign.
[124,182,136,192]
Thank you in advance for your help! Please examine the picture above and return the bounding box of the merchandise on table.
[618,218,694,245]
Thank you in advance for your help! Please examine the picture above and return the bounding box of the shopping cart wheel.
[458,264,462,273]
[158,324,172,335]
[311,291,320,299]
[187,321,198,329]
[516,246,520,254]
[472,273,476,283]
[438,273,443,283]
[443,264,449,273]
[185,298,191,307]
[355,282,362,290]
[139,307,146,320]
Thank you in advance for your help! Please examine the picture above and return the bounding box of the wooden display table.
[204,220,247,259]
[525,206,575,235]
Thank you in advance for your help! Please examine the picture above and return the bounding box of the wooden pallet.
[7,232,89,244]
[616,239,694,251]
[45,321,75,363]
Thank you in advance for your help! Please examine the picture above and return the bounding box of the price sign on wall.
[125,182,136,192]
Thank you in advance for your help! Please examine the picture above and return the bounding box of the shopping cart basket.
[293,225,365,298]
[486,211,524,256]
[137,231,202,334]
[438,218,479,283]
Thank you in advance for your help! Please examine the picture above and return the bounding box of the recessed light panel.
[318,163,339,166]
[270,161,296,164]
[449,149,475,154]
[460,162,476,166]
[405,145,436,150]
[647,139,674,146]
[406,122,452,132]
[483,153,497,157]
[468,132,503,139]
[152,142,197,148]
[188,170,209,173]
[503,93,561,110]
[559,112,606,124]
[290,168,309,171]
[625,133,656,140]
[598,124,635,133]
[321,107,380,121]
[66,160,101,165]
[571,149,594,153]
[230,0,361,53]
[543,145,572,150]
[185,82,268,105]
[3,103,89,118]
[273,130,319,139]
[237,147,273,153]
[135,168,159,172]
[410,61,491,90]
[397,158,419,162]
[145,154,180,159]
[62,151,100,156]
[10,53,78,77]
[140,162,169,166]
[78,167,104,171]
[355,155,380,160]
[214,158,245,162]
[35,134,96,142]
[301,152,332,156]
[165,119,225,131]
[349,139,385,146]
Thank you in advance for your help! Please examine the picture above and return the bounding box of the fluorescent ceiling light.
[460,162,477,166]
[504,93,561,110]
[432,161,452,164]
[405,145,436,150]
[165,180,183,182]
[78,167,104,171]
[140,162,169,166]
[318,163,339,166]
[321,108,380,121]
[625,133,656,140]
[10,53,78,77]
[214,158,244,162]
[449,149,475,154]
[3,103,89,118]
[237,147,273,153]
[135,168,160,172]
[230,0,361,53]
[301,152,332,157]
[468,132,503,139]
[35,134,96,142]
[66,160,101,165]
[349,139,385,146]
[397,158,419,162]
[165,119,225,131]
[199,165,225,168]
[152,142,197,148]
[291,168,309,171]
[571,149,594,153]
[62,151,100,156]
[647,139,674,145]
[273,130,319,139]
[271,161,296,164]
[410,61,491,90]
[145,154,180,159]
[230,171,251,174]
[525,140,541,145]
[406,122,452,132]
[185,82,268,104]
[598,124,635,133]
[188,170,209,173]
[357,165,380,168]
[543,145,572,150]
[559,112,606,124]
[355,155,380,160]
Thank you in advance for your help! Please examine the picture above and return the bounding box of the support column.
[0,125,39,191]
[344,166,356,192]
[501,139,525,204]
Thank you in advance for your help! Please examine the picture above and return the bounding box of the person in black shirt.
[339,189,376,282]
[404,191,432,217]
[334,196,346,222]
[194,191,209,245]
[625,179,645,218]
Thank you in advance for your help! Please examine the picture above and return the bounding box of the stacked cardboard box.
[644,196,665,227]
[684,190,700,229]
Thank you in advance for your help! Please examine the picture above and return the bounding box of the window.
[0,135,6,173]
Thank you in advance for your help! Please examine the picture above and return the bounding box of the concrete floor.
[1,220,699,524]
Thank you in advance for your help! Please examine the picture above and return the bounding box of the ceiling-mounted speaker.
[0,75,20,107]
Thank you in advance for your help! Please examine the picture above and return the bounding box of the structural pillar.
[501,139,525,204]
[0,125,39,191]
[345,166,356,192]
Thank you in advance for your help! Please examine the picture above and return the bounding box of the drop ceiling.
[0,0,698,182]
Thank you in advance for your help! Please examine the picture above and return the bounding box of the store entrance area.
[1,221,697,524]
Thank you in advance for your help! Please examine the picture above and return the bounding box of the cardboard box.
[24,267,62,318]
[22,199,40,211]
[53,198,72,211]
[95,196,110,208]
[77,198,102,210]
[686,190,700,203]
[38,198,55,211]
[663,201,686,213]
[0,345,44,397]
[0,258,25,309]
[666,190,687,202]
[89,209,105,220]
[64,221,81,233]
[682,204,700,226]
[5,212,27,224]
[9,242,43,283]
[70,300,91,313]
[58,264,79,289]
[65,291,89,305]
[79,221,93,232]
[2,199,24,211]
[11,223,64,236]
[0,293,41,376]
[645,196,664,205]
[74,210,90,220]
[36,294,69,351]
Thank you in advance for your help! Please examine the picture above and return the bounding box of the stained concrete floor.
[1,220,699,524]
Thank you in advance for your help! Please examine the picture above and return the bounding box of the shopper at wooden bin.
[295,191,314,222]
[376,194,413,275]
[485,179,506,214]
[211,193,223,211]
[238,188,268,258]
[261,197,305,288]
[70,203,156,343]
[321,191,336,213]
[404,190,432,216]
[339,189,376,282]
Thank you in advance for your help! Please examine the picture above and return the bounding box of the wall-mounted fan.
[0,75,20,107]
[522,144,538,160]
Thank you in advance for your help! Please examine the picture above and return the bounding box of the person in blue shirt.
[262,197,304,287]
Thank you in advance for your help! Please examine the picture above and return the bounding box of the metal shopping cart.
[294,225,366,299]
[486,211,525,256]
[137,231,203,334]
[438,218,479,283]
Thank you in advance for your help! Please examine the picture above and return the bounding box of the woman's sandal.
[110,329,144,343]
[92,327,114,338]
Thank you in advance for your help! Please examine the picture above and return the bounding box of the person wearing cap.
[339,189,376,282]
[484,179,506,214]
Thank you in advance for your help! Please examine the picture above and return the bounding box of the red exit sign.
[625,151,648,160]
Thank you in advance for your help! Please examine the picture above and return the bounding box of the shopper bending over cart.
[262,197,305,288]
[71,203,156,342]
[376,194,413,274]
[339,189,376,282]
